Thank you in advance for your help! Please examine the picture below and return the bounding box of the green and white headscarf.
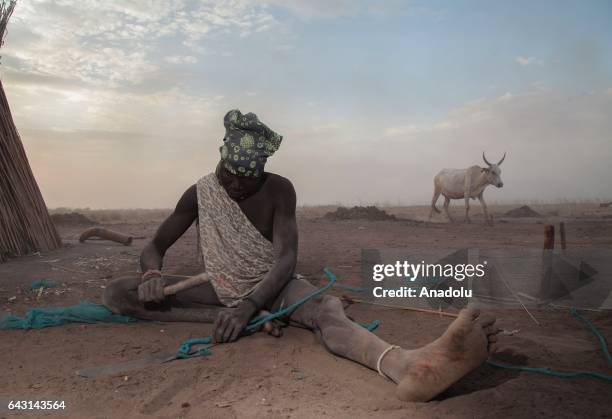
[219,109,283,178]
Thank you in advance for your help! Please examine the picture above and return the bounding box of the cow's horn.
[482,152,492,166]
[497,152,506,165]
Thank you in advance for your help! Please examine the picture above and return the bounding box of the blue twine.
[333,283,367,293]
[31,279,57,290]
[486,361,612,382]
[570,307,612,365]
[177,337,213,358]
[246,267,339,331]
[486,308,612,383]
[359,319,381,332]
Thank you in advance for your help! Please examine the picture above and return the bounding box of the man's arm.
[138,184,198,302]
[213,177,298,342]
[247,177,298,309]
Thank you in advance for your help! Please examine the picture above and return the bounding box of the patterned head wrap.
[219,109,283,178]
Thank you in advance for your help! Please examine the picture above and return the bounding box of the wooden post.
[559,222,566,251]
[543,224,555,249]
[540,224,555,301]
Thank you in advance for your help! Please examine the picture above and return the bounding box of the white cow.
[429,152,506,224]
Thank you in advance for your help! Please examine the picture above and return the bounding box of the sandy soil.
[1,204,612,418]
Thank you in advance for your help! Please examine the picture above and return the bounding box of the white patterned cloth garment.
[195,173,275,307]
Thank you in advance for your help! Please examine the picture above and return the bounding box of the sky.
[1,0,611,208]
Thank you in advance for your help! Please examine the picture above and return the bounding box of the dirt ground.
[1,203,612,418]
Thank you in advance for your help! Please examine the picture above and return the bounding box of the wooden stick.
[79,227,133,246]
[341,295,459,318]
[163,272,212,296]
[498,271,541,326]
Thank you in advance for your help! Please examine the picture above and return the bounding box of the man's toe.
[478,314,496,329]
[459,307,481,322]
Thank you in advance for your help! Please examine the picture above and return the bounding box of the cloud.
[2,0,279,87]
[516,56,543,67]
[2,2,609,208]
[164,55,198,64]
[262,0,409,20]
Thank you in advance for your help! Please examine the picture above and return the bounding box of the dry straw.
[1,0,61,262]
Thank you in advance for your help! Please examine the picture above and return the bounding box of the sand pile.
[323,206,396,221]
[504,205,541,218]
[51,212,96,225]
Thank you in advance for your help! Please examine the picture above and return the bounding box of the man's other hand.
[138,276,166,303]
[213,300,257,343]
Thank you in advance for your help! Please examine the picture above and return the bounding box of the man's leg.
[103,275,228,322]
[270,279,499,402]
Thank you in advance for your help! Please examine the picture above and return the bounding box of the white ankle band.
[376,345,400,380]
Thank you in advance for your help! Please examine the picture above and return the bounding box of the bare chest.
[237,193,275,242]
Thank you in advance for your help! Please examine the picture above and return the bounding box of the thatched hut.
[0,0,61,262]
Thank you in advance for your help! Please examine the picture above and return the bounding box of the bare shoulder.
[265,173,295,191]
[263,173,296,208]
[176,184,198,214]
[147,184,198,255]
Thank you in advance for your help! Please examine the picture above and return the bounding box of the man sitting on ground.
[103,109,499,402]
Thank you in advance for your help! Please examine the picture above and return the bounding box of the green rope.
[246,267,339,331]
[570,307,612,365]
[31,279,57,290]
[486,361,612,382]
[486,308,612,383]
[333,283,367,293]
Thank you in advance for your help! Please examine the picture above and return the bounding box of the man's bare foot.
[381,308,498,402]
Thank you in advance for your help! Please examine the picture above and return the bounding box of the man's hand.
[213,300,257,343]
[138,276,166,303]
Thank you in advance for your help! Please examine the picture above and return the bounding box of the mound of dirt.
[51,212,96,225]
[504,205,541,218]
[323,206,396,221]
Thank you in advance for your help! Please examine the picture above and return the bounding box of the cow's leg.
[464,196,471,223]
[429,183,442,220]
[478,193,493,225]
[443,196,454,222]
